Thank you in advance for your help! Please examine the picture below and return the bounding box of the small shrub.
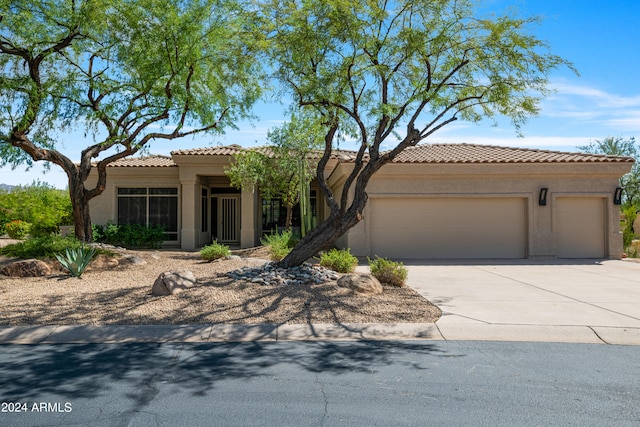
[625,239,640,258]
[0,235,83,259]
[200,241,230,261]
[320,248,358,273]
[621,206,637,249]
[55,245,96,278]
[368,256,408,287]
[93,223,165,248]
[5,220,31,239]
[261,230,297,261]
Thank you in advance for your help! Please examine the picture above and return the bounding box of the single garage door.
[369,197,527,259]
[556,197,605,258]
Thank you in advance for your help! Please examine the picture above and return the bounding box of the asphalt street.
[1,340,639,426]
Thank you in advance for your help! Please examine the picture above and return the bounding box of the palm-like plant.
[55,245,96,278]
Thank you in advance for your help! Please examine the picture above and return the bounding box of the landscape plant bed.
[0,247,441,326]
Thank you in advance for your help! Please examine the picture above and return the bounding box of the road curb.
[1,323,639,345]
[0,323,443,344]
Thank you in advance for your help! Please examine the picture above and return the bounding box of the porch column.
[240,188,257,248]
[181,180,198,250]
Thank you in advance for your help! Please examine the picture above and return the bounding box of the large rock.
[0,259,52,277]
[337,273,383,295]
[88,254,119,270]
[151,270,196,296]
[121,255,147,265]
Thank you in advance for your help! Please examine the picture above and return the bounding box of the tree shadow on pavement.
[0,340,451,406]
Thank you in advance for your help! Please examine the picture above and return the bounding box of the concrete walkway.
[1,259,639,346]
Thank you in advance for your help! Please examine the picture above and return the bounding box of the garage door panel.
[370,197,526,259]
[556,198,605,258]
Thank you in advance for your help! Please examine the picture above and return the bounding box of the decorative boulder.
[88,254,119,270]
[121,255,147,265]
[151,270,196,296]
[337,273,383,295]
[0,259,52,277]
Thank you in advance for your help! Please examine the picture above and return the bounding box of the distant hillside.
[0,183,16,192]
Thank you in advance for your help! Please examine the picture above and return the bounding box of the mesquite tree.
[225,115,323,231]
[0,0,261,241]
[578,137,639,207]
[264,0,575,267]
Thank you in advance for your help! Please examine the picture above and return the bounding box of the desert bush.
[200,241,230,261]
[55,245,96,278]
[625,241,640,258]
[0,182,72,236]
[5,220,31,239]
[621,205,637,249]
[0,235,112,260]
[368,256,408,287]
[92,223,165,248]
[261,230,297,261]
[0,235,84,259]
[319,248,358,273]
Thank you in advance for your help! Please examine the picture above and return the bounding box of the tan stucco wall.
[88,156,631,258]
[333,162,631,259]
[88,155,258,250]
[87,167,180,232]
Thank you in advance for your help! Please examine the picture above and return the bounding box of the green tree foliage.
[0,181,72,236]
[0,0,262,241]
[263,0,574,266]
[578,137,639,207]
[225,114,323,230]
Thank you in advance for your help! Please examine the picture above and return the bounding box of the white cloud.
[596,111,640,132]
[551,82,640,109]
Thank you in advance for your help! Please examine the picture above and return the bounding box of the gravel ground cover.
[0,244,441,326]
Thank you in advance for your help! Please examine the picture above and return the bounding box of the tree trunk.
[285,204,294,231]
[278,144,384,267]
[68,174,93,242]
[278,209,362,267]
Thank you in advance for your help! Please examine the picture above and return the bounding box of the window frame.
[116,187,179,242]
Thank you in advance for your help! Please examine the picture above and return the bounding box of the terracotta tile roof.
[107,155,176,167]
[171,145,245,156]
[172,145,357,160]
[388,143,635,164]
[105,143,633,167]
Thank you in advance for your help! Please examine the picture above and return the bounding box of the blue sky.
[2,0,639,189]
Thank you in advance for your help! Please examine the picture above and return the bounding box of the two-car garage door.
[369,197,527,259]
[369,196,607,259]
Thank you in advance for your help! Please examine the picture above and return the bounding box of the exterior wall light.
[538,188,548,206]
[614,187,623,205]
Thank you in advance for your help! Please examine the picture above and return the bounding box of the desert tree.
[263,0,574,267]
[578,136,639,207]
[0,0,262,241]
[225,113,324,232]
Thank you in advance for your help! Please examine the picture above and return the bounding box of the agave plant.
[55,245,96,278]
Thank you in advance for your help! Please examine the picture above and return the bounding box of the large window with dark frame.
[117,187,179,241]
[261,190,317,235]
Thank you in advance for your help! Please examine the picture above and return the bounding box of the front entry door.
[211,195,240,244]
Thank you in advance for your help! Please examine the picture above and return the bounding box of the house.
[87,143,634,259]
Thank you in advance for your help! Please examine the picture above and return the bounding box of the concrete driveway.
[403,259,640,345]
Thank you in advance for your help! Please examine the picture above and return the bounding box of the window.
[261,190,317,234]
[117,187,178,241]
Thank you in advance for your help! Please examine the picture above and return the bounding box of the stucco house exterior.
[87,143,634,259]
